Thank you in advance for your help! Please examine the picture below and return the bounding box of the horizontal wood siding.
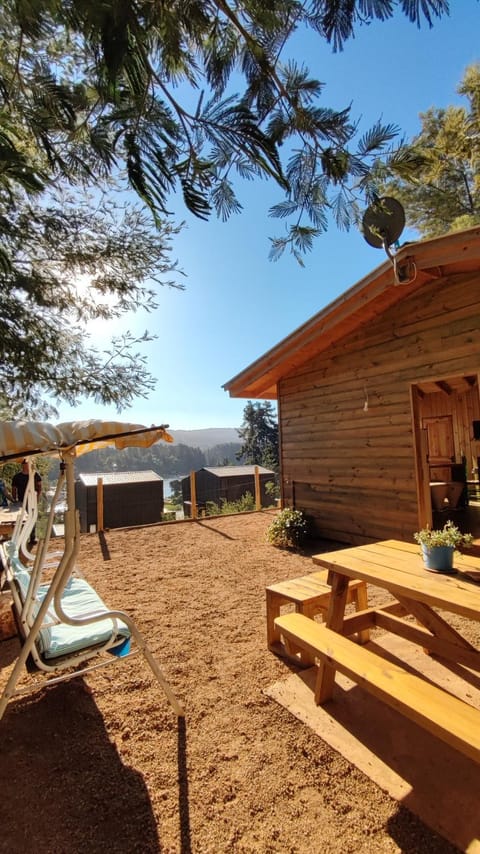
[279,272,480,545]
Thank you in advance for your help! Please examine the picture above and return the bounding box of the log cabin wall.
[279,270,480,545]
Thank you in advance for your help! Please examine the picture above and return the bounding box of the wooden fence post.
[254,466,261,511]
[97,477,104,532]
[190,471,197,519]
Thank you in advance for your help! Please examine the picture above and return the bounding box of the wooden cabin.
[224,227,480,545]
[181,465,276,516]
[75,470,164,532]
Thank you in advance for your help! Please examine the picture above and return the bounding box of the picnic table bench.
[266,570,369,663]
[273,540,480,764]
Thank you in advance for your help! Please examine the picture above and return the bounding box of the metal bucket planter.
[421,544,455,573]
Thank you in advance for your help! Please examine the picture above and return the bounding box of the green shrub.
[206,492,256,516]
[164,499,181,511]
[265,480,280,499]
[266,508,308,549]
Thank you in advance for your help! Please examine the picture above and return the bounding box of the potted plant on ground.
[413,520,473,573]
[266,508,309,550]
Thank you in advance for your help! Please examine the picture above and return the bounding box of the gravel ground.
[0,511,465,853]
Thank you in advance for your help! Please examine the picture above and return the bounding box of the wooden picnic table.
[274,539,480,762]
[311,539,480,696]
[0,506,20,539]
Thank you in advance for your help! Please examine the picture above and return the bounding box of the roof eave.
[223,226,480,400]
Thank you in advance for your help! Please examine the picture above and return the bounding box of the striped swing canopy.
[0,419,173,461]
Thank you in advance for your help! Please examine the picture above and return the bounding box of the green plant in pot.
[266,508,308,550]
[414,520,473,573]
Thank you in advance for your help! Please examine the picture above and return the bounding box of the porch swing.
[0,419,184,721]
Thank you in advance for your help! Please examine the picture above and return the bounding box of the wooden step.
[274,612,480,764]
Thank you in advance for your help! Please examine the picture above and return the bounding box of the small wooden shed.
[181,465,276,516]
[224,226,480,545]
[75,470,164,532]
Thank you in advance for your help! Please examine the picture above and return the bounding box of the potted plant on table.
[413,520,473,573]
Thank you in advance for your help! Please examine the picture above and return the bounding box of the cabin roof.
[180,465,273,483]
[78,470,162,486]
[223,226,480,400]
[202,465,274,478]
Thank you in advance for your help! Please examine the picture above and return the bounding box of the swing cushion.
[15,570,130,660]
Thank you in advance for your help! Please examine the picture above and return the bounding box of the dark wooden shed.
[181,465,276,516]
[75,470,164,532]
[224,226,480,546]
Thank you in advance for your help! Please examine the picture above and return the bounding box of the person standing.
[0,477,11,508]
[12,459,42,546]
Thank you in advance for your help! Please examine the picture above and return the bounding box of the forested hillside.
[169,428,240,449]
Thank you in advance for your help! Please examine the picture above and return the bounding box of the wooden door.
[423,415,455,481]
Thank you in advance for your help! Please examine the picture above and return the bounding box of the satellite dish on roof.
[362,197,405,250]
[361,197,415,285]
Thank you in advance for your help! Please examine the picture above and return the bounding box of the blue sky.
[56,2,480,433]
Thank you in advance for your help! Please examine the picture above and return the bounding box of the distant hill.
[169,427,240,450]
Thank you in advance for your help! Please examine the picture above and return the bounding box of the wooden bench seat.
[274,612,480,764]
[266,571,369,663]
